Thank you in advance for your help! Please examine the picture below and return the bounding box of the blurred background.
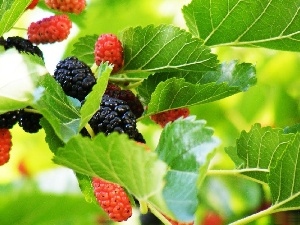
[1,0,300,224]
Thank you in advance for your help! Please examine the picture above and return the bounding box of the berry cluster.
[3,3,192,223]
[50,34,143,221]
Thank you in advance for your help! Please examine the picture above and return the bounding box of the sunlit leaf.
[0,0,31,36]
[138,61,256,110]
[226,124,294,184]
[121,24,218,74]
[183,0,300,52]
[0,49,47,114]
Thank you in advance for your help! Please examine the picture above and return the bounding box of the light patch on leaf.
[0,49,48,113]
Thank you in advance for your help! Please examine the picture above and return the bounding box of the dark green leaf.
[34,75,81,143]
[269,133,300,212]
[75,173,98,205]
[225,124,293,184]
[138,61,256,108]
[121,24,218,74]
[182,0,300,52]
[71,35,98,67]
[40,118,64,154]
[156,117,219,221]
[284,123,300,134]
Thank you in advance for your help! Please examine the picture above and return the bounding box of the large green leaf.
[269,132,300,212]
[120,24,218,73]
[226,124,293,184]
[0,0,31,36]
[33,75,81,143]
[138,61,256,110]
[53,133,170,214]
[156,117,219,221]
[0,49,47,114]
[183,0,300,52]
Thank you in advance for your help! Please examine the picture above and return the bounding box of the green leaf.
[225,124,293,184]
[79,63,113,129]
[269,133,300,212]
[53,133,170,214]
[0,191,103,225]
[0,0,31,36]
[156,117,220,221]
[121,24,218,74]
[71,35,98,67]
[33,75,81,143]
[138,61,256,108]
[0,49,47,114]
[284,123,300,134]
[40,118,65,154]
[182,0,300,52]
[75,173,98,205]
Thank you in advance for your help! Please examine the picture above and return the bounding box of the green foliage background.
[0,0,300,224]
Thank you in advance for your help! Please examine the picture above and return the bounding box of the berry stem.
[139,200,149,214]
[24,108,41,114]
[109,77,144,85]
[85,123,95,138]
[11,27,28,31]
[207,169,268,185]
[125,79,145,89]
[147,203,172,225]
[229,205,275,225]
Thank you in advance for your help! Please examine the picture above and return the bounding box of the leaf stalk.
[147,203,172,225]
[229,206,274,225]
